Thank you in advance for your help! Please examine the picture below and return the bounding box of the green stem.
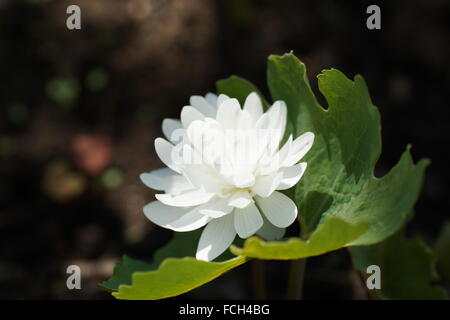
[286,258,307,299]
[251,259,267,299]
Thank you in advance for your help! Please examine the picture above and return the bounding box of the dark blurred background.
[0,0,448,299]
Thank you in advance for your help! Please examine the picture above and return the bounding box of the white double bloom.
[141,92,314,261]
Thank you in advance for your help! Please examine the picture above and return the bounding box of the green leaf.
[101,230,244,298]
[99,255,151,292]
[100,230,202,292]
[435,221,450,284]
[217,75,269,109]
[267,53,429,246]
[349,231,448,300]
[230,217,367,259]
[113,256,246,300]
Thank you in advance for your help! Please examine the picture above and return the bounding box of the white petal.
[251,172,283,197]
[205,93,218,107]
[216,98,241,129]
[283,132,314,166]
[186,119,224,165]
[154,138,181,173]
[256,191,298,228]
[255,113,270,130]
[235,110,253,130]
[256,215,286,240]
[190,95,217,118]
[231,172,255,188]
[234,203,263,238]
[162,119,183,143]
[256,151,282,176]
[266,101,287,150]
[267,100,287,129]
[276,135,293,166]
[243,92,263,122]
[165,177,195,195]
[140,168,193,195]
[155,189,215,207]
[144,201,210,232]
[199,197,234,218]
[228,190,253,209]
[196,213,236,261]
[180,106,205,128]
[194,119,224,164]
[217,94,230,107]
[249,114,271,162]
[140,168,173,190]
[256,135,292,176]
[185,120,207,154]
[277,162,307,190]
[183,163,229,193]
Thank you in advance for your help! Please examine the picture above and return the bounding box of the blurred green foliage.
[86,68,109,92]
[101,167,124,189]
[8,102,28,125]
[45,76,80,109]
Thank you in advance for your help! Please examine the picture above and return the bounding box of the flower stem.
[286,258,307,299]
[251,259,267,299]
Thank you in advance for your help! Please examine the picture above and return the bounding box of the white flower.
[140,92,314,261]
